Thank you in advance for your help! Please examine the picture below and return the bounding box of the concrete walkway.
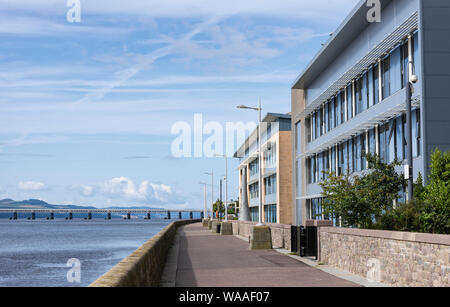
[162,223,359,287]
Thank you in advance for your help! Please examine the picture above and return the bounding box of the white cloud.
[70,184,95,197]
[18,181,47,191]
[102,177,181,205]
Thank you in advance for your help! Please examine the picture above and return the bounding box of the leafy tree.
[420,149,450,233]
[319,171,362,227]
[320,153,406,229]
[213,199,225,217]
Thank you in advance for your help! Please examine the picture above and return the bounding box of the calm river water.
[0,219,171,287]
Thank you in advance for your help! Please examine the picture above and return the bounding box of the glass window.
[249,159,259,176]
[347,85,353,120]
[317,153,323,181]
[331,147,336,174]
[379,123,389,162]
[315,111,319,139]
[368,66,375,107]
[249,183,259,199]
[345,142,350,175]
[401,42,409,89]
[382,56,391,99]
[355,136,361,172]
[264,204,277,223]
[355,77,363,115]
[361,134,366,170]
[363,72,369,111]
[413,32,421,80]
[324,102,329,133]
[412,109,421,157]
[369,128,376,154]
[388,119,396,164]
[319,106,324,137]
[396,115,404,160]
[264,175,277,195]
[312,155,317,183]
[323,149,330,180]
[264,143,276,168]
[390,46,402,94]
[330,99,335,129]
[334,97,339,127]
[305,117,311,143]
[307,158,312,184]
[373,63,380,104]
[250,207,259,222]
[348,139,354,173]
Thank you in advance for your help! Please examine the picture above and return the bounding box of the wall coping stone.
[320,227,450,246]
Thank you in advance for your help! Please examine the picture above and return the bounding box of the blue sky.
[0,0,359,208]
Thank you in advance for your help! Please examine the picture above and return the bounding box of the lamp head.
[410,75,418,84]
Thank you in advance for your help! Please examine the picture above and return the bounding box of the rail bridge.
[0,208,205,220]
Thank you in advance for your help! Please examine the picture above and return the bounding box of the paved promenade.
[162,223,358,287]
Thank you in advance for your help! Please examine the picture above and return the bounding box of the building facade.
[234,113,293,224]
[291,0,450,225]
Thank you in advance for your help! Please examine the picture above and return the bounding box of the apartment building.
[234,113,292,224]
[291,0,450,225]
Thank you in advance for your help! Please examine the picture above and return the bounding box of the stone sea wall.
[89,219,201,287]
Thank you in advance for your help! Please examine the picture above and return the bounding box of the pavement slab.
[173,223,359,287]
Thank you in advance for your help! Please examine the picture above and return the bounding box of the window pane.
[361,134,366,170]
[363,72,369,111]
[369,128,376,154]
[382,57,391,99]
[396,116,404,160]
[388,119,396,163]
[390,46,402,93]
[330,99,335,129]
[355,136,361,172]
[347,85,353,120]
[401,42,409,88]
[373,64,380,104]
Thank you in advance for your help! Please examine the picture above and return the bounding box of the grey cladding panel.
[425,99,450,121]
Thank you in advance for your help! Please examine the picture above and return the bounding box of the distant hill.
[0,199,161,210]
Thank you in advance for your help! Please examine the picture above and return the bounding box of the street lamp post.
[216,154,228,221]
[204,171,214,218]
[199,182,207,219]
[237,98,263,226]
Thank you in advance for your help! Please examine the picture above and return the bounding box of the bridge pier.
[127,212,131,220]
[167,211,171,220]
[179,212,182,220]
[88,212,92,220]
[146,212,151,220]
[32,212,36,220]
[66,212,73,220]
[49,212,54,220]
[190,212,193,219]
[201,212,204,219]
[11,211,18,220]
[106,212,111,220]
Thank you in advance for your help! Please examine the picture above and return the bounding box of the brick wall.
[319,227,450,287]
